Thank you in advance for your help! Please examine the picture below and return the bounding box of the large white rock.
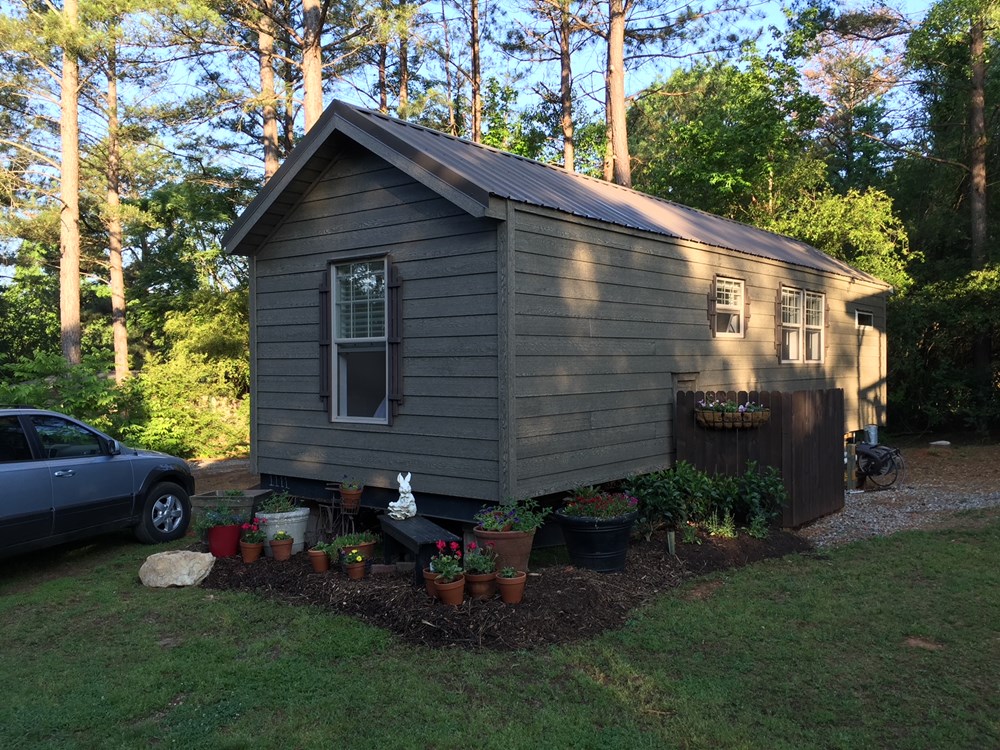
[139,550,215,588]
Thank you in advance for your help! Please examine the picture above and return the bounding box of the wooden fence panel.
[675,389,844,528]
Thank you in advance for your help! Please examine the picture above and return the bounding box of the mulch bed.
[200,529,813,650]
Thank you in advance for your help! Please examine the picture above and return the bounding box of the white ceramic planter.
[258,507,311,557]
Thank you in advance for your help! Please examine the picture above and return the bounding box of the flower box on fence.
[695,403,771,430]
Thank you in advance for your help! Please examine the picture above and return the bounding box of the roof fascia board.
[331,103,492,219]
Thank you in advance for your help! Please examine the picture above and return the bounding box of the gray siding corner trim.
[497,201,516,502]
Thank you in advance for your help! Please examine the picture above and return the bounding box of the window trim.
[778,285,826,364]
[709,275,748,339]
[855,309,874,329]
[320,256,402,425]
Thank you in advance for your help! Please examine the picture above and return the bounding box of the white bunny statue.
[387,471,417,520]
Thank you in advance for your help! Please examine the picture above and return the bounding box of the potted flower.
[239,516,267,563]
[332,530,379,563]
[462,541,497,600]
[430,540,465,605]
[472,497,549,573]
[555,489,639,572]
[308,542,333,573]
[338,476,364,512]
[269,529,294,561]
[342,547,366,579]
[256,492,310,557]
[496,565,527,605]
[695,397,770,429]
[194,505,243,558]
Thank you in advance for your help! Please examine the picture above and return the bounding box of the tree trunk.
[470,0,482,142]
[260,0,280,180]
[605,0,630,186]
[106,46,129,383]
[302,0,324,131]
[559,0,575,171]
[60,0,82,365]
[377,41,389,111]
[969,17,991,422]
[399,34,409,111]
[439,0,457,134]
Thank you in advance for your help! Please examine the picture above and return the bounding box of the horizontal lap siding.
[252,149,500,498]
[511,209,887,496]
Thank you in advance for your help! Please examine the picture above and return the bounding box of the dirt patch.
[193,440,999,650]
[200,528,811,650]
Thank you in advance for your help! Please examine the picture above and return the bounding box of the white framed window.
[712,276,745,337]
[855,310,874,328]
[779,286,825,363]
[332,259,388,422]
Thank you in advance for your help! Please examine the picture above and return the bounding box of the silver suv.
[0,407,195,558]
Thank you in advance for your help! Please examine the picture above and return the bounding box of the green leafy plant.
[224,489,245,497]
[497,566,520,578]
[681,523,702,545]
[559,491,638,519]
[271,530,292,542]
[463,542,496,574]
[707,510,737,539]
[332,531,378,548]
[474,497,549,532]
[340,476,364,491]
[257,492,297,513]
[194,505,244,535]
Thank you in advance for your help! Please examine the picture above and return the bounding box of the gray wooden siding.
[511,207,887,497]
[251,149,502,498]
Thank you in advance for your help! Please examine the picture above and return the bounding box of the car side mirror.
[106,439,122,456]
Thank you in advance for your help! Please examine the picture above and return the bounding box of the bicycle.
[854,442,905,489]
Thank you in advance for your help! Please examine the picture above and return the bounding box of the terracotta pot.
[269,538,293,561]
[340,488,362,512]
[207,524,241,558]
[464,571,497,601]
[344,561,366,580]
[239,540,264,564]
[473,528,535,572]
[308,549,330,573]
[496,571,527,604]
[423,568,439,598]
[432,574,465,606]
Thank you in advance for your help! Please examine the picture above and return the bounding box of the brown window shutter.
[774,287,782,360]
[708,275,718,337]
[743,286,751,338]
[825,299,831,356]
[387,260,403,423]
[319,269,331,413]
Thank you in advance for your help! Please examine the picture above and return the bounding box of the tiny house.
[223,101,890,518]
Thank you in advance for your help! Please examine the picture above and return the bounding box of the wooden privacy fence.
[675,389,845,528]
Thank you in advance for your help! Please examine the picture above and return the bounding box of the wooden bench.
[379,515,460,586]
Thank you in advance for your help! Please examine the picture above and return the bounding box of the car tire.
[134,482,191,544]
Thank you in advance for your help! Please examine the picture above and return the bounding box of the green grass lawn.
[2,516,998,750]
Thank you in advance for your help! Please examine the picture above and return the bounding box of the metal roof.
[224,100,886,286]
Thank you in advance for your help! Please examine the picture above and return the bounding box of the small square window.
[856,310,874,328]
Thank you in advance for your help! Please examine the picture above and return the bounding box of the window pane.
[0,417,32,462]
[30,416,102,459]
[716,277,742,307]
[716,312,741,335]
[805,292,824,327]
[806,329,822,361]
[337,345,387,418]
[781,288,801,325]
[335,261,385,340]
[782,328,800,361]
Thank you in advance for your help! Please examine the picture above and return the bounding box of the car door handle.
[53,470,76,478]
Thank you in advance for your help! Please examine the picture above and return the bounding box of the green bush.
[626,460,787,536]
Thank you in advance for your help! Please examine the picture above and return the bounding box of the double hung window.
[712,276,746,337]
[780,286,825,363]
[332,259,388,422]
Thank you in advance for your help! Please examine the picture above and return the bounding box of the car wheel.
[134,482,191,544]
